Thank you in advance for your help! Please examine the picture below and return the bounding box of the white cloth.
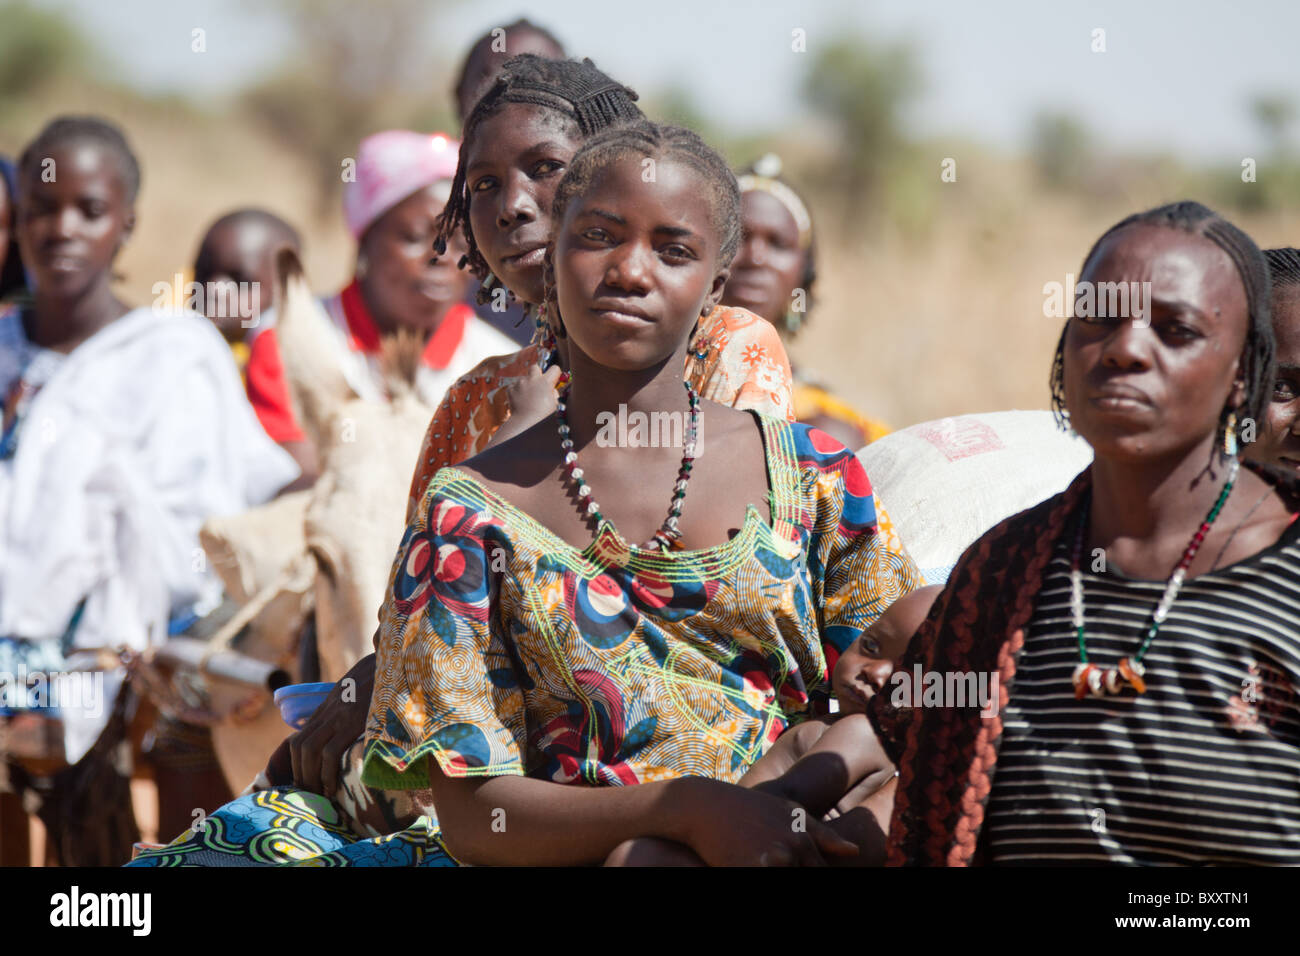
[410,315,519,409]
[0,306,299,760]
[858,410,1094,584]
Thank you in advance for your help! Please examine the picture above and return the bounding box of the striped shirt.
[984,514,1300,865]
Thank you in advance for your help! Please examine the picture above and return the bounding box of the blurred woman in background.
[722,154,891,450]
[869,202,1300,865]
[191,207,303,382]
[0,116,298,864]
[243,130,516,484]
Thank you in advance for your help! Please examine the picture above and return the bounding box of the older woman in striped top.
[865,201,1300,865]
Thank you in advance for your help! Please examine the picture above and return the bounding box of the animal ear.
[272,246,359,460]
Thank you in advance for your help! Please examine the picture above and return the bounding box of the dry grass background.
[800,163,1300,429]
[7,83,1300,433]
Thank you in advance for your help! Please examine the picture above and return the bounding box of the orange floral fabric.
[405,305,795,522]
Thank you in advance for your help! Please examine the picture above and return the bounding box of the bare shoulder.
[698,401,767,459]
[452,418,558,501]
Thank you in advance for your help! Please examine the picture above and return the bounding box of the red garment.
[245,280,473,445]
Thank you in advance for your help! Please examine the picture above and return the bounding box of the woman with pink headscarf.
[244,131,516,480]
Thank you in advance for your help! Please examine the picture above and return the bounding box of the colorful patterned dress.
[128,418,920,866]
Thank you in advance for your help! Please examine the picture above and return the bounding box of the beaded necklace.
[555,380,700,552]
[1069,456,1240,698]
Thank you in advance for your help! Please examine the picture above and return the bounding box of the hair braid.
[543,120,741,352]
[453,18,566,113]
[551,120,741,267]
[434,54,642,294]
[1265,247,1300,291]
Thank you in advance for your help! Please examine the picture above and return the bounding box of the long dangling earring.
[476,272,520,315]
[536,259,561,370]
[1224,410,1239,457]
[688,320,708,366]
[1053,404,1076,437]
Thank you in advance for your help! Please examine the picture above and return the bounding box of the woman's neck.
[28,275,129,353]
[1088,436,1232,544]
[564,344,691,446]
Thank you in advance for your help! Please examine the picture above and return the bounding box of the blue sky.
[29,0,1300,161]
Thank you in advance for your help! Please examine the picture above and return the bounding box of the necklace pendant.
[1118,657,1147,694]
[1072,663,1096,699]
[1075,662,1134,698]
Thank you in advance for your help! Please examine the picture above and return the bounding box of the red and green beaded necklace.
[1069,455,1240,698]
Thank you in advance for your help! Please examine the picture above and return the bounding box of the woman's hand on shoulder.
[497,363,562,440]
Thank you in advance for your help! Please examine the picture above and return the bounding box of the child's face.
[17,140,133,300]
[465,103,581,305]
[831,585,940,716]
[831,615,913,716]
[551,153,729,372]
[194,219,284,342]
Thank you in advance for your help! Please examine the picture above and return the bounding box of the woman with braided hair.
[268,54,915,808]
[865,201,1300,865]
[404,54,797,516]
[129,121,919,867]
[260,54,873,802]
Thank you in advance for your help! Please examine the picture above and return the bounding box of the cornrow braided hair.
[552,120,742,269]
[1265,247,1300,291]
[541,120,742,359]
[1050,200,1274,454]
[434,54,643,301]
[19,115,141,204]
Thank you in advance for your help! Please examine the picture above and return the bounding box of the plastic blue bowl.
[273,682,336,730]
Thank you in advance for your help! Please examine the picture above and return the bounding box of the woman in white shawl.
[0,117,297,861]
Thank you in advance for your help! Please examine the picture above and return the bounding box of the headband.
[737,154,813,250]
